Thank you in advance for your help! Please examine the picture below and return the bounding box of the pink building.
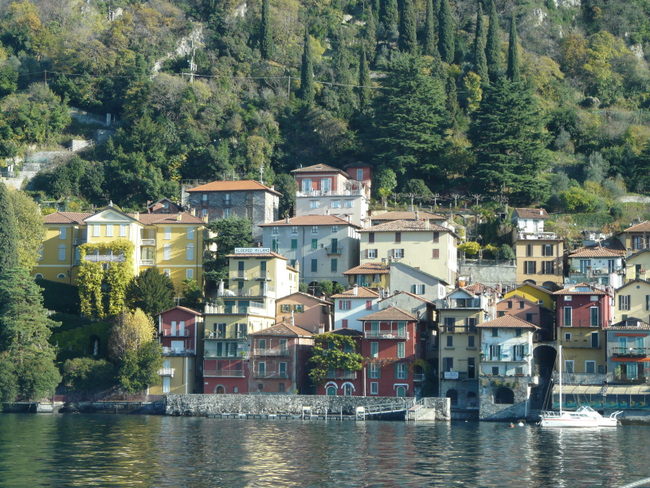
[276,292,332,334]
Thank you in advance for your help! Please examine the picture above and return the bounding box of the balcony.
[442,371,475,380]
[203,369,245,377]
[84,254,125,263]
[204,302,269,316]
[517,231,559,241]
[606,372,650,384]
[253,371,289,379]
[297,189,363,198]
[438,299,482,309]
[141,239,156,246]
[364,330,407,339]
[442,326,477,334]
[252,348,289,357]
[162,347,195,356]
[140,259,155,266]
[161,330,191,338]
[325,245,344,256]
[413,373,425,382]
[255,272,270,281]
[326,370,357,380]
[610,347,650,357]
[233,271,247,280]
[158,368,175,377]
[552,372,607,385]
[205,331,249,340]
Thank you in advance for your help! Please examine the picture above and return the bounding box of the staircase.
[406,398,438,421]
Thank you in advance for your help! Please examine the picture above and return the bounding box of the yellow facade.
[149,356,196,395]
[438,308,485,378]
[514,238,564,286]
[624,251,650,282]
[225,251,299,299]
[34,208,205,292]
[558,327,606,374]
[613,280,650,324]
[503,284,554,311]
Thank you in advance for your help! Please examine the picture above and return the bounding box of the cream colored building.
[624,249,650,282]
[359,219,458,284]
[514,234,564,286]
[614,279,650,325]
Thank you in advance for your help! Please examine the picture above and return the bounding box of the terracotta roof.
[615,279,650,292]
[510,283,555,295]
[259,214,359,228]
[249,321,314,337]
[43,212,93,224]
[379,290,434,306]
[358,306,417,322]
[343,262,390,275]
[464,282,499,296]
[553,283,607,295]
[159,305,202,316]
[331,286,380,299]
[626,248,650,261]
[225,251,287,260]
[136,212,204,225]
[359,219,449,233]
[328,328,363,336]
[624,221,650,233]
[569,246,626,258]
[370,211,446,222]
[497,296,549,310]
[514,208,549,220]
[186,180,281,196]
[290,163,349,176]
[610,317,650,329]
[277,291,332,305]
[476,314,540,329]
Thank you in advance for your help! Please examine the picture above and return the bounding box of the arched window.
[326,385,337,396]
[215,385,225,394]
[467,391,478,408]
[342,383,354,396]
[395,385,406,397]
[35,273,43,280]
[495,387,515,404]
[57,273,66,280]
[446,389,458,406]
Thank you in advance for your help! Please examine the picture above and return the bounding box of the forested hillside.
[1,0,649,215]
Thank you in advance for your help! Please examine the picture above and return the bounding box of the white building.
[388,261,449,301]
[477,314,538,377]
[331,285,380,330]
[512,208,549,235]
[566,246,625,288]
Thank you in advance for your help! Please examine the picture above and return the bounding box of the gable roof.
[43,211,93,224]
[137,212,204,225]
[553,283,607,295]
[277,291,332,305]
[290,163,349,176]
[43,210,203,226]
[358,306,417,322]
[225,251,288,260]
[464,282,499,296]
[497,296,549,311]
[359,219,450,233]
[331,286,380,299]
[610,317,650,329]
[388,261,449,285]
[569,246,626,258]
[186,180,281,196]
[370,210,446,222]
[343,262,390,275]
[623,221,650,233]
[476,314,540,329]
[249,321,314,337]
[159,305,202,316]
[626,248,650,261]
[509,283,554,296]
[615,279,650,292]
[379,290,434,306]
[514,208,549,220]
[259,214,359,228]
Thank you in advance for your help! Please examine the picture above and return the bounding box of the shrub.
[62,358,116,392]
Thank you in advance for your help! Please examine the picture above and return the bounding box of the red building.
[318,306,419,397]
[496,296,555,341]
[553,283,613,329]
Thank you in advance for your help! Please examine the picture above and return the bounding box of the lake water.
[0,414,649,487]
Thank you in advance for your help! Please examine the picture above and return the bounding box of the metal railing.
[157,368,175,377]
[325,245,343,256]
[296,189,363,197]
[203,369,245,377]
[139,259,155,266]
[253,371,289,379]
[413,373,425,382]
[140,239,156,246]
[552,372,607,385]
[252,348,289,357]
[162,347,195,355]
[610,347,650,356]
[364,330,407,339]
[161,330,190,337]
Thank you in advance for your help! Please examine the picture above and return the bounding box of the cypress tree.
[423,0,439,57]
[472,3,488,83]
[380,0,399,41]
[358,49,371,111]
[486,0,501,82]
[298,29,314,104]
[0,183,18,276]
[365,4,378,62]
[260,0,272,60]
[445,72,459,127]
[398,0,417,54]
[437,0,455,64]
[506,16,520,82]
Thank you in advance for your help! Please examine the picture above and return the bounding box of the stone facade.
[459,261,517,289]
[478,376,533,420]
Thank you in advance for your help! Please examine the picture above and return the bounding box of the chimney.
[190,208,196,217]
[539,209,543,215]
[353,284,359,296]
[285,215,290,224]
[134,212,140,221]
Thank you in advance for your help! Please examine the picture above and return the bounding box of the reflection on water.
[0,414,648,487]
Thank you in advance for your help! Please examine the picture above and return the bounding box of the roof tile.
[358,306,417,321]
[476,314,540,329]
[186,180,281,195]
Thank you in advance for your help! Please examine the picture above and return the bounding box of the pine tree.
[260,0,273,60]
[445,72,459,127]
[486,0,501,82]
[0,183,18,276]
[506,16,520,82]
[298,29,314,104]
[437,0,455,64]
[380,0,399,41]
[365,4,378,62]
[358,49,371,110]
[398,0,417,54]
[423,0,439,57]
[469,78,549,204]
[472,3,488,83]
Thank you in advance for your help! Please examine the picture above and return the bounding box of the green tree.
[375,167,398,207]
[8,189,43,271]
[506,16,520,82]
[437,0,455,63]
[633,142,650,193]
[275,173,297,217]
[0,183,18,275]
[126,269,175,319]
[358,48,372,111]
[364,4,378,61]
[423,0,439,57]
[398,0,417,54]
[108,308,155,361]
[205,217,253,283]
[62,358,115,393]
[380,0,399,41]
[469,78,549,204]
[260,0,273,60]
[298,29,315,104]
[486,0,501,82]
[308,333,363,385]
[472,3,488,82]
[180,279,203,310]
[117,341,162,394]
[403,178,433,197]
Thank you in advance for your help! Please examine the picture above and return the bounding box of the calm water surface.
[0,413,648,487]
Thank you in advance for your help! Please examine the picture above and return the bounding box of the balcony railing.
[442,371,475,380]
[252,348,289,357]
[517,231,559,240]
[610,347,650,357]
[325,246,343,256]
[161,330,191,338]
[158,368,175,377]
[205,331,249,340]
[413,373,425,382]
[162,347,195,355]
[296,189,363,197]
[326,370,357,380]
[364,330,407,339]
[84,254,125,263]
[438,299,482,309]
[139,259,155,266]
[141,239,156,246]
[552,372,607,385]
[255,272,269,280]
[253,371,289,379]
[203,369,245,377]
[204,302,269,315]
[234,271,246,279]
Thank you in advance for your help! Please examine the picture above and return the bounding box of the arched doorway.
[214,385,225,394]
[467,391,478,408]
[446,389,458,406]
[395,385,406,397]
[532,345,558,410]
[326,385,337,396]
[494,387,514,404]
[342,383,354,396]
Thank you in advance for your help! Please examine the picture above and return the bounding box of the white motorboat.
[539,346,622,428]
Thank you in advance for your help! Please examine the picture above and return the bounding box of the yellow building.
[624,249,650,282]
[358,219,458,284]
[514,235,564,286]
[34,206,205,291]
[503,283,555,310]
[342,262,390,289]
[614,279,650,325]
[619,221,650,253]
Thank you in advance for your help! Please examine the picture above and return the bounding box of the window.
[321,178,331,192]
[344,200,353,208]
[57,273,66,280]
[411,284,425,295]
[515,328,522,337]
[564,295,572,302]
[356,168,363,181]
[491,328,498,337]
[370,381,379,395]
[432,249,439,259]
[339,300,351,311]
[432,231,439,243]
[120,224,128,237]
[163,269,171,277]
[526,313,534,322]
[519,301,525,309]
[370,342,379,358]
[331,200,341,208]
[492,366,499,376]
[489,345,501,360]
[201,209,208,218]
[585,360,596,374]
[395,232,401,243]
[106,225,113,237]
[446,336,453,348]
[311,259,318,273]
[278,383,285,393]
[466,318,477,331]
[468,358,475,378]
[301,179,312,192]
[526,244,533,257]
[564,360,574,374]
[647,295,650,311]
[512,344,525,361]
[397,342,405,358]
[164,245,171,261]
[223,193,231,205]
[467,335,475,348]
[310,226,319,235]
[368,232,375,243]
[563,306,572,326]
[187,227,195,239]
[342,319,348,328]
[294,304,304,313]
[58,245,66,261]
[92,224,100,237]
[291,226,298,235]
[591,331,599,348]
[201,193,208,202]
[186,244,195,260]
[59,227,67,240]
[291,239,298,250]
[258,362,266,377]
[542,261,554,274]
[310,201,320,209]
[393,249,404,259]
[395,362,408,379]
[331,226,339,233]
[590,306,599,327]
[186,268,194,280]
[279,338,288,352]
[272,226,279,236]
[164,227,172,240]
[311,239,318,250]
[524,261,536,274]
[542,244,554,256]
[618,295,631,311]
[367,249,377,259]
[257,339,267,351]
[368,362,381,380]
[365,300,372,310]
[444,317,455,333]
[564,333,571,341]
[331,259,338,272]
[279,362,287,378]
[442,357,453,372]
[507,301,513,309]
